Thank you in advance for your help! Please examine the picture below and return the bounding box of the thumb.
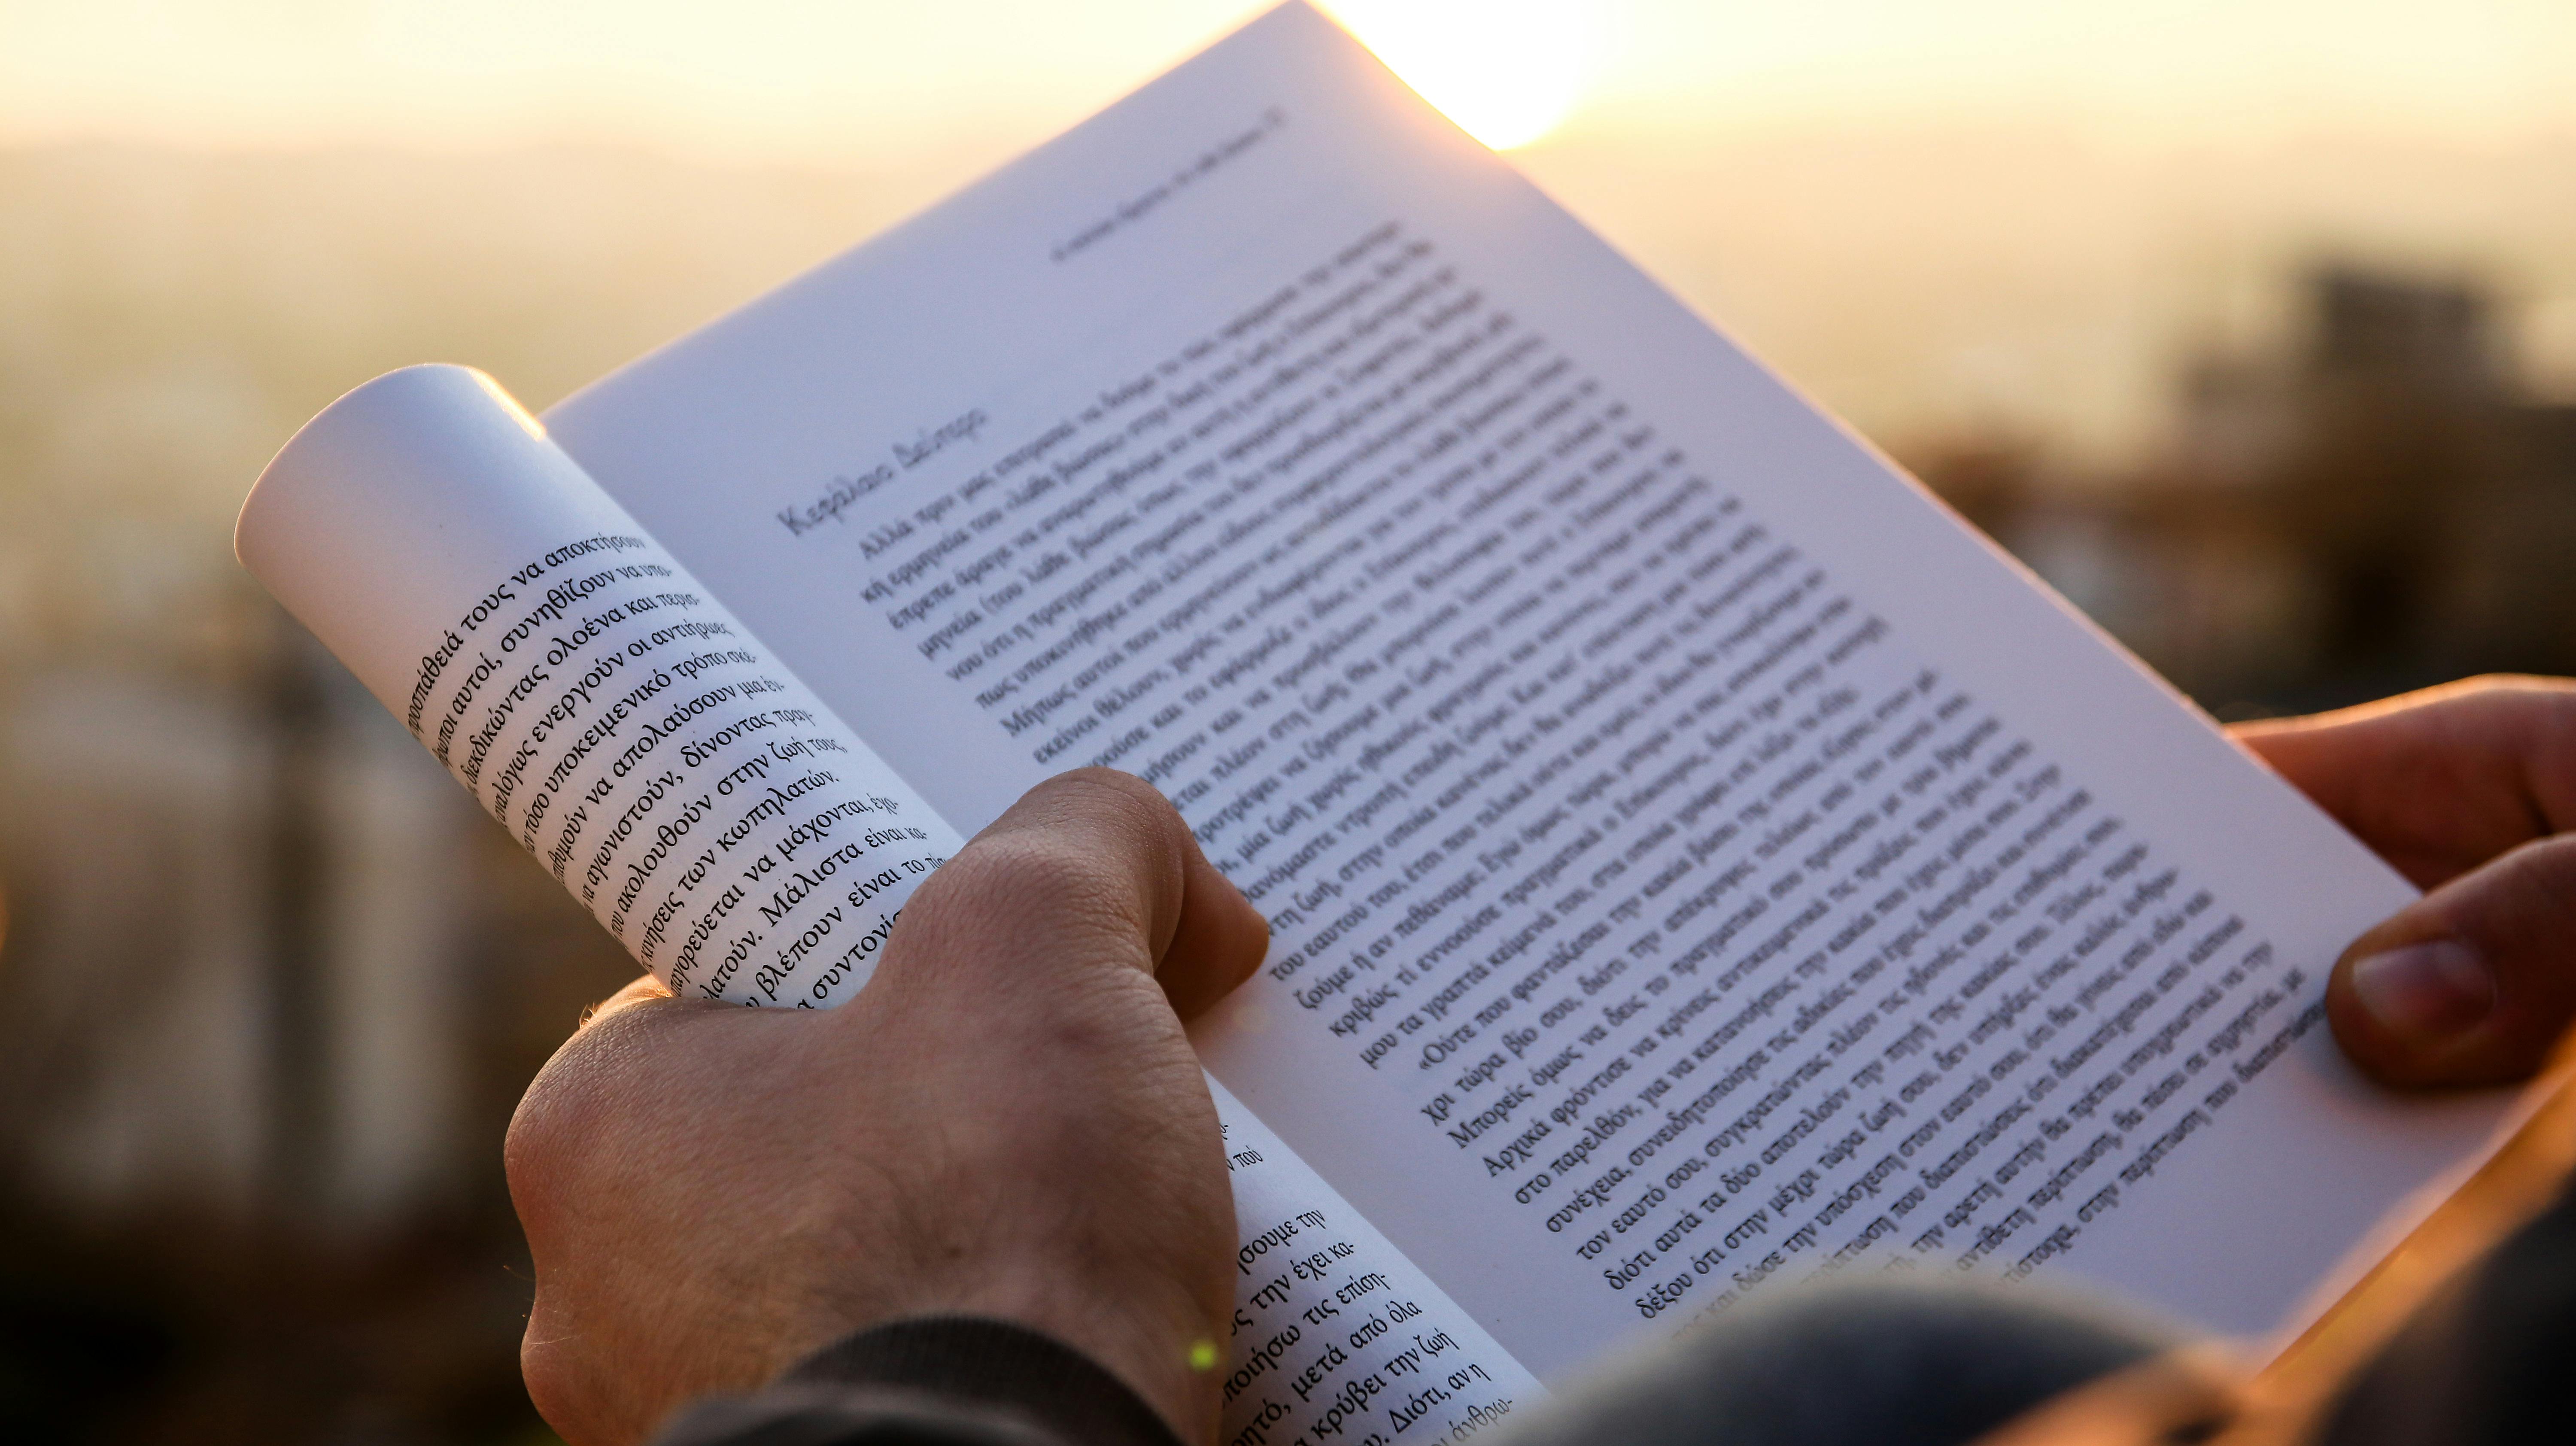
[879,769,1267,1019]
[2329,832,2576,1087]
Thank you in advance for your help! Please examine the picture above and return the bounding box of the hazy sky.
[4,0,2571,161]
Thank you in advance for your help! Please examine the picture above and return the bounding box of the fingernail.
[2348,940,2495,1046]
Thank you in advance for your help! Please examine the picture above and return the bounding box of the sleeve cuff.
[772,1316,1188,1446]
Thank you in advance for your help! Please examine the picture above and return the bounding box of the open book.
[237,4,2512,1441]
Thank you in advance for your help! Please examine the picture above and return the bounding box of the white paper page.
[544,1,2510,1379]
[237,364,962,1007]
[1212,1075,1540,1446]
[240,363,1542,1443]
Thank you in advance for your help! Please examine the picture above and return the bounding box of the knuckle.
[519,1328,598,1443]
[502,1017,641,1209]
[502,1087,575,1216]
[1038,766,1183,831]
[2533,688,2576,748]
[2518,837,2576,917]
[2496,834,2576,901]
[948,832,1133,922]
[954,771,1189,905]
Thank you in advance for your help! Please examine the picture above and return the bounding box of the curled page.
[238,365,961,1006]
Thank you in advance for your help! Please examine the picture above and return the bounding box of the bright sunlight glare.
[1323,0,1599,149]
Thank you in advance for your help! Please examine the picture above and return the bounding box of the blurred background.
[1,0,2570,1439]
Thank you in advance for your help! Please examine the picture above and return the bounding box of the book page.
[544,0,2512,1381]
[237,364,961,1008]
[240,363,1542,1444]
[1212,1075,1540,1446]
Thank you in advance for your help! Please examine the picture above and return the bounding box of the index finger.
[2233,676,2576,887]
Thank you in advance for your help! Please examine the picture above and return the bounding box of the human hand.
[504,769,1268,1445]
[2233,676,2576,1087]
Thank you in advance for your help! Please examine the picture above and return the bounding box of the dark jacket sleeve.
[653,1317,1188,1446]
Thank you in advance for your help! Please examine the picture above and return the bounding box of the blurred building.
[0,145,738,1442]
[4,629,465,1228]
[0,601,636,1440]
[1920,264,2576,711]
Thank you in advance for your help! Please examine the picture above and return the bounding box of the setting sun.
[1323,0,1599,149]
